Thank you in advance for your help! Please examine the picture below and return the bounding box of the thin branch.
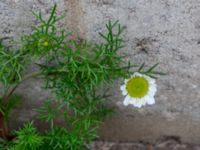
[2,71,42,105]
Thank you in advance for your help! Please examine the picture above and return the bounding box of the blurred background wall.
[1,0,200,143]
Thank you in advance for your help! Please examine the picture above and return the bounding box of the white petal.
[140,99,147,106]
[132,72,142,77]
[149,85,157,96]
[133,101,143,108]
[150,78,156,84]
[146,96,155,105]
[120,85,127,96]
[124,79,128,84]
[144,95,155,105]
[136,103,143,108]
[128,98,136,105]
[123,96,131,106]
[130,99,143,108]
[120,85,125,91]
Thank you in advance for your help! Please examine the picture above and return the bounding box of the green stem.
[3,71,42,105]
[0,71,42,138]
[50,119,54,129]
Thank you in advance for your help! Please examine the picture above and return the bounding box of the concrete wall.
[1,0,200,143]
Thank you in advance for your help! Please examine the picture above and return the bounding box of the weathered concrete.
[91,140,200,150]
[1,0,200,144]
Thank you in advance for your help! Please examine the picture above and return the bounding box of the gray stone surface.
[91,140,200,150]
[1,0,200,144]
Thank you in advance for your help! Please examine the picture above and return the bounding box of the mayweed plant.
[0,4,163,150]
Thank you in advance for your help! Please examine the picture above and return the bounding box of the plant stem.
[50,119,54,129]
[0,71,42,139]
[2,71,42,105]
[0,113,7,139]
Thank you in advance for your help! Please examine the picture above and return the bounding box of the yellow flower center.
[43,41,49,47]
[126,76,149,98]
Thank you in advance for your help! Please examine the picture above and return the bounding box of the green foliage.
[137,63,166,79]
[9,122,43,150]
[42,127,86,150]
[0,95,22,123]
[0,4,163,150]
[0,138,13,150]
[34,99,61,129]
[42,127,69,150]
[0,94,22,139]
[42,121,99,150]
[27,6,131,149]
[21,4,66,58]
[0,48,25,87]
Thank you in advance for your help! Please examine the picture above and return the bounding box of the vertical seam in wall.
[64,0,87,39]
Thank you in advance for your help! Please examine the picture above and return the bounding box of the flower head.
[43,41,49,47]
[38,37,50,48]
[120,72,157,108]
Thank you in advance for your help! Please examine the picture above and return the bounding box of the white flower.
[120,72,157,108]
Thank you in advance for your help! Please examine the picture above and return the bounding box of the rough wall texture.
[1,0,200,144]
